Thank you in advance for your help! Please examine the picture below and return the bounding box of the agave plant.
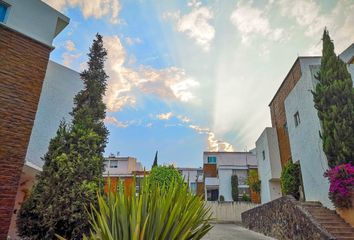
[82,178,212,240]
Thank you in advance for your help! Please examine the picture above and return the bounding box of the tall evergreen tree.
[313,29,354,168]
[17,34,109,239]
[152,150,158,168]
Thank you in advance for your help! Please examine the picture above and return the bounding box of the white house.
[203,152,257,202]
[256,128,282,204]
[256,43,354,208]
[178,167,203,194]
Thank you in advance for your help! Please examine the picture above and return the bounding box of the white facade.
[203,152,257,202]
[25,61,83,168]
[2,0,69,46]
[178,168,203,194]
[103,156,143,177]
[256,127,282,204]
[284,54,354,208]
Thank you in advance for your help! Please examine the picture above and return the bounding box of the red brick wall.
[203,164,217,178]
[269,59,302,167]
[0,25,51,238]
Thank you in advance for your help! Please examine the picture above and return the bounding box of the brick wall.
[269,59,302,167]
[203,164,217,177]
[0,25,51,238]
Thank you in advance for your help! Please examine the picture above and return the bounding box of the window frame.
[0,1,10,23]
[207,156,217,164]
[294,111,301,127]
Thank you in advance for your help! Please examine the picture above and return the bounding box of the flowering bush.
[324,163,354,209]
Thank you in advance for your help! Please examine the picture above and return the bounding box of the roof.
[203,151,255,154]
[177,167,202,171]
[268,56,320,106]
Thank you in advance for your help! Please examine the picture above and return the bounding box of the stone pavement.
[203,223,275,240]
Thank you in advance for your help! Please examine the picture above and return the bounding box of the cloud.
[164,1,215,51]
[65,40,76,51]
[42,0,121,24]
[103,36,200,112]
[189,124,234,152]
[157,112,173,120]
[62,52,81,67]
[279,0,354,53]
[177,115,191,123]
[230,2,284,44]
[125,37,142,46]
[104,116,128,128]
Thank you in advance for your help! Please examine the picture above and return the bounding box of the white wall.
[2,0,69,46]
[218,169,232,201]
[285,57,332,208]
[203,152,257,167]
[256,127,282,204]
[25,61,83,168]
[206,202,259,222]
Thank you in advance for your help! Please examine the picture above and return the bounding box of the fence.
[206,201,259,222]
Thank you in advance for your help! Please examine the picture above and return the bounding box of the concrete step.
[326,227,354,233]
[332,232,354,238]
[321,222,352,228]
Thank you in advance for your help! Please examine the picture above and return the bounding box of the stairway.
[302,202,354,240]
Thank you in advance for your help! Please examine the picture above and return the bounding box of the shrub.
[219,195,225,202]
[324,163,354,209]
[247,169,261,193]
[281,161,301,200]
[149,165,184,190]
[78,178,212,240]
[241,193,251,202]
[231,175,239,201]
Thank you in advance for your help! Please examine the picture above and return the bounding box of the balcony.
[205,177,219,187]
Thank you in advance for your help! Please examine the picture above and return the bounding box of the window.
[294,111,301,127]
[110,160,118,168]
[283,121,288,134]
[207,156,217,163]
[0,2,9,23]
[190,182,197,194]
[262,150,265,160]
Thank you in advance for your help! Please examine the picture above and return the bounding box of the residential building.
[256,128,282,204]
[0,0,72,238]
[203,151,258,202]
[178,167,204,195]
[256,43,354,208]
[103,155,145,194]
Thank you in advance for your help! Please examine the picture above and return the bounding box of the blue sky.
[44,0,354,169]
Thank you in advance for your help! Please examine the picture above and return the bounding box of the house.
[103,155,146,194]
[203,151,258,202]
[0,0,80,238]
[256,43,354,207]
[177,167,204,196]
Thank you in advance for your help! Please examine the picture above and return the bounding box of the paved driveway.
[203,223,275,240]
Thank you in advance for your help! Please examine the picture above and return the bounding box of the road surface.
[203,223,275,240]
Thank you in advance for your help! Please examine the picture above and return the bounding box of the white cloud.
[62,52,81,67]
[125,37,142,46]
[65,40,76,51]
[157,112,173,120]
[104,116,128,128]
[189,124,234,152]
[103,36,200,112]
[230,2,284,44]
[43,0,121,24]
[164,1,215,51]
[177,115,191,123]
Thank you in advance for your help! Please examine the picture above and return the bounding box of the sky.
[43,0,354,169]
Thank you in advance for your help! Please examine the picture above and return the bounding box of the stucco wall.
[219,169,233,201]
[2,0,69,46]
[284,57,332,208]
[25,61,82,168]
[256,128,282,204]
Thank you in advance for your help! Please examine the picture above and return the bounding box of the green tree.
[312,29,354,167]
[17,34,109,239]
[280,161,301,200]
[152,150,158,168]
[247,169,261,193]
[231,175,239,201]
[149,165,184,190]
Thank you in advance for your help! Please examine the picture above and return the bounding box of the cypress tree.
[231,175,239,202]
[17,34,109,239]
[313,29,354,168]
[152,150,158,168]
